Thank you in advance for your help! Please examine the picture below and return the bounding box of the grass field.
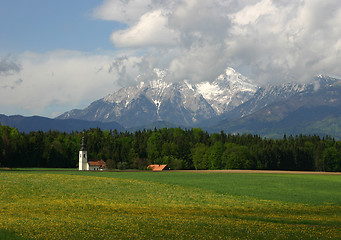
[0,170,340,239]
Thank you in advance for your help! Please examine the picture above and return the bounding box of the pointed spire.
[80,131,87,151]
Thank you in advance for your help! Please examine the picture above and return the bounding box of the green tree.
[222,143,253,169]
[192,143,209,170]
[117,136,133,167]
[147,132,162,162]
[173,128,192,169]
[161,142,179,158]
[323,146,341,172]
[208,142,224,169]
[161,155,183,170]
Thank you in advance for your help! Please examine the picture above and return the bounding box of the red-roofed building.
[147,164,170,171]
[89,160,107,171]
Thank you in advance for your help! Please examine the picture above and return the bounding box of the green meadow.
[0,171,340,239]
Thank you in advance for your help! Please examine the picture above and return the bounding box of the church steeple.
[79,132,88,171]
[80,134,87,151]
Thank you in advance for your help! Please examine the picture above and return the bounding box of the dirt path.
[172,169,341,175]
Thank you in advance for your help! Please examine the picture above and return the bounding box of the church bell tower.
[79,133,89,170]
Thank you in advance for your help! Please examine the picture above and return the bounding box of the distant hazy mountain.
[0,114,124,133]
[57,68,258,128]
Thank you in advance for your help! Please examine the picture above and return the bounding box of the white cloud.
[3,0,341,117]
[111,10,179,48]
[168,42,227,83]
[107,55,144,86]
[0,55,22,76]
[0,50,125,116]
[93,0,341,85]
[227,0,341,84]
[232,0,277,26]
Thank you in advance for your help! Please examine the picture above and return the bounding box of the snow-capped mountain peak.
[58,67,258,127]
[153,68,167,79]
[196,67,258,114]
[57,67,341,129]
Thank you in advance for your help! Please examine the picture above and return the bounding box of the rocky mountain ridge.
[2,68,341,137]
[56,67,341,137]
[57,67,258,128]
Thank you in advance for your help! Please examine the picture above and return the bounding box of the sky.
[1,0,341,118]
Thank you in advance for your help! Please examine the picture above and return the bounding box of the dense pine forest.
[0,123,340,171]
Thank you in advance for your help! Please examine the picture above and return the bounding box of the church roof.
[89,160,106,167]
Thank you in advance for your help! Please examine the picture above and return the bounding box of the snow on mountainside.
[57,69,341,130]
[238,83,312,117]
[58,67,257,128]
[196,67,258,114]
[233,75,340,119]
[198,75,341,127]
[213,76,341,138]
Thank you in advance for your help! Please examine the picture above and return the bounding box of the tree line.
[0,123,340,171]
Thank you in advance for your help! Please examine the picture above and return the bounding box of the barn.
[147,164,170,171]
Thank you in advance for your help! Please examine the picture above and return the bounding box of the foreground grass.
[0,171,340,239]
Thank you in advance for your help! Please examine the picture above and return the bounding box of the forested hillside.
[0,124,340,171]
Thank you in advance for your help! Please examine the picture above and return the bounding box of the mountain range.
[216,78,341,138]
[1,67,341,138]
[0,115,124,133]
[57,68,258,128]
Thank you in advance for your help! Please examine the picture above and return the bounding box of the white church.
[79,134,107,171]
